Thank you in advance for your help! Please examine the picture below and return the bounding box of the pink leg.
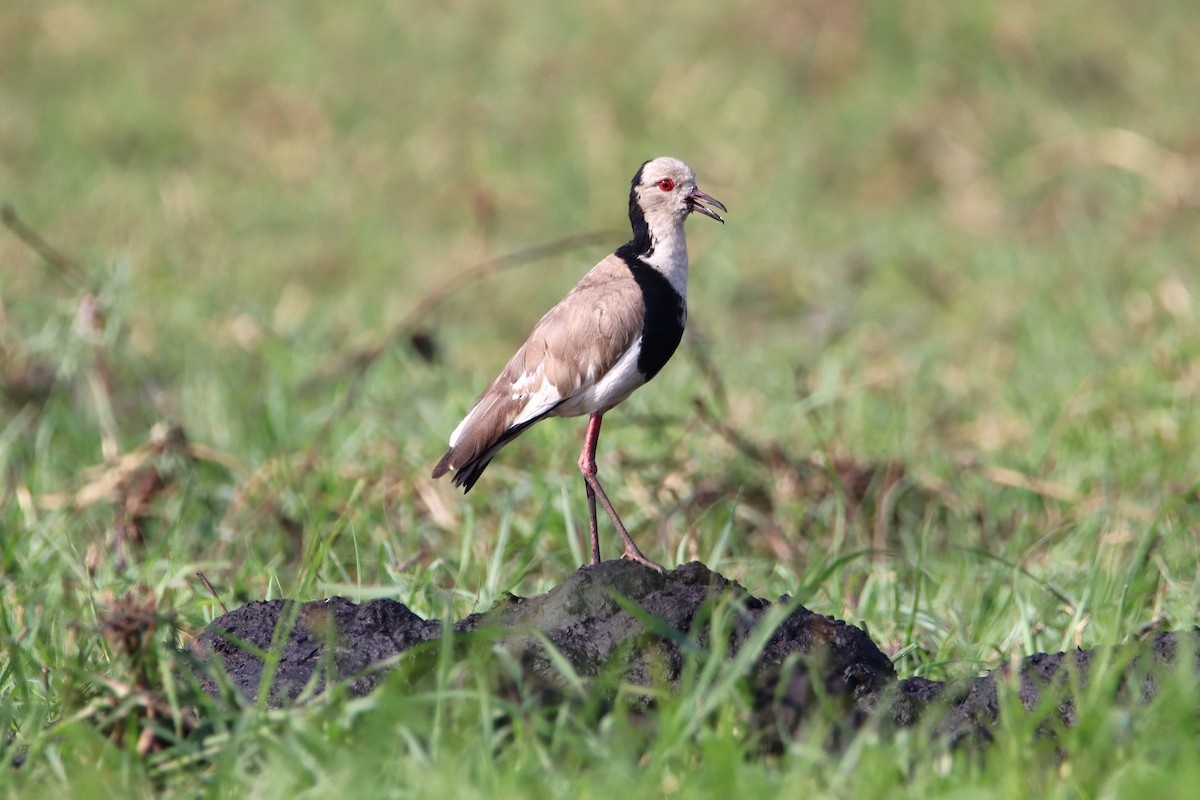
[577,413,665,573]
[578,414,603,564]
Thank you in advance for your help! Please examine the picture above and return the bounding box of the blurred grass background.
[3,0,1200,795]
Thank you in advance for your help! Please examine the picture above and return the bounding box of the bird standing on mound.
[432,157,726,572]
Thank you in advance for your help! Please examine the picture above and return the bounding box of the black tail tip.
[452,458,491,494]
[432,450,489,494]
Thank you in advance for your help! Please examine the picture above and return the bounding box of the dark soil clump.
[193,560,1200,748]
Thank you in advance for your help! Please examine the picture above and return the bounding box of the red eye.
[657,178,675,192]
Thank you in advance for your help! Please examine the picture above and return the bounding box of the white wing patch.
[508,368,568,429]
[449,361,570,449]
[510,362,545,399]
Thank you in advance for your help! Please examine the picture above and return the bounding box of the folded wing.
[432,256,644,491]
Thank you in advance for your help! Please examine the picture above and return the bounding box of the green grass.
[3,0,1200,795]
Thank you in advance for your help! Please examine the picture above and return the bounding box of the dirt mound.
[194,560,1199,748]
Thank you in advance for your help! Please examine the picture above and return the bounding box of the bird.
[432,156,726,572]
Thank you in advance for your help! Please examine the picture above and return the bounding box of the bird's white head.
[630,157,726,231]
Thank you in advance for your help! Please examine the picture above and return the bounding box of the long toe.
[621,547,667,574]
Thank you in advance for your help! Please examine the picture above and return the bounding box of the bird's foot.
[620,547,667,574]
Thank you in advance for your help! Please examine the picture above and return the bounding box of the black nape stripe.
[623,160,652,257]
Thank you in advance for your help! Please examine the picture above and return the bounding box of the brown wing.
[432,255,644,485]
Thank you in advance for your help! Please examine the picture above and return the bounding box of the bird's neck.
[620,216,690,300]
